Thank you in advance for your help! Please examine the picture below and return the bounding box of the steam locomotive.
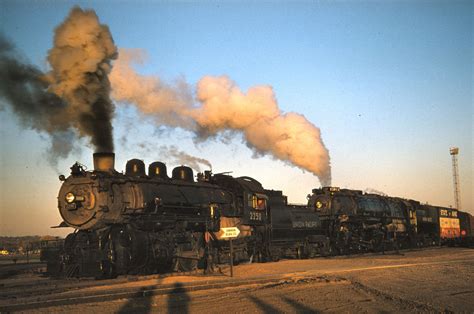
[307,187,473,254]
[48,153,327,277]
[45,153,473,278]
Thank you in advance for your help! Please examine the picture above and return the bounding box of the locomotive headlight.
[65,192,76,203]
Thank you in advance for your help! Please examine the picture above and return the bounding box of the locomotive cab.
[238,177,269,226]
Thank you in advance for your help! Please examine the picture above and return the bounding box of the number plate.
[249,211,262,221]
[66,203,77,211]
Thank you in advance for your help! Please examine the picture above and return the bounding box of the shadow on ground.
[117,280,190,314]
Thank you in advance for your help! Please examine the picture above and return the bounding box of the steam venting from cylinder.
[110,49,331,186]
[0,6,117,159]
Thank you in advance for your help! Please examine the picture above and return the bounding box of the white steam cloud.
[110,49,331,186]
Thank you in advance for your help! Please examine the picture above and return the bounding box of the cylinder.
[93,153,115,172]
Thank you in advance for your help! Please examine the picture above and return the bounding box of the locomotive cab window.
[247,193,267,210]
[388,201,404,218]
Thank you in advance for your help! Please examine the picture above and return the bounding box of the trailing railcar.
[415,205,461,246]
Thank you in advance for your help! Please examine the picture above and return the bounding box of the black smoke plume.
[45,7,117,152]
[0,7,117,159]
[0,35,71,157]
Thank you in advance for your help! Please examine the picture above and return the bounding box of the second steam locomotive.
[45,153,473,278]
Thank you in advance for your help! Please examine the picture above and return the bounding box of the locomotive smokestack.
[93,152,115,172]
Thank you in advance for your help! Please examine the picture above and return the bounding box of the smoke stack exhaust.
[93,152,115,172]
[0,7,118,165]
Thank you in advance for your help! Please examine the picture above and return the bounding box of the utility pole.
[450,147,461,210]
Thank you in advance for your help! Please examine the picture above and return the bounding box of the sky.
[0,0,472,236]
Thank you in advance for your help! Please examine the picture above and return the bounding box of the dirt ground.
[16,248,474,313]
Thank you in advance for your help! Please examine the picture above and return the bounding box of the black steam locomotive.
[45,153,473,278]
[48,153,327,277]
[307,187,473,253]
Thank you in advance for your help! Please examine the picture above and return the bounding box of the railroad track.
[1,247,466,312]
[4,255,471,313]
[0,271,292,312]
[0,267,218,301]
[0,262,45,280]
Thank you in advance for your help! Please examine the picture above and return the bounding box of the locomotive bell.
[93,153,115,172]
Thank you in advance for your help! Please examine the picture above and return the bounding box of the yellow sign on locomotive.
[439,217,460,239]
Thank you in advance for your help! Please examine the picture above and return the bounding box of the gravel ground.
[7,247,474,313]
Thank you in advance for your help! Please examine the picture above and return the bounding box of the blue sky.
[0,0,472,236]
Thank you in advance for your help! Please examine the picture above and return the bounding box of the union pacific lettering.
[292,221,319,228]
